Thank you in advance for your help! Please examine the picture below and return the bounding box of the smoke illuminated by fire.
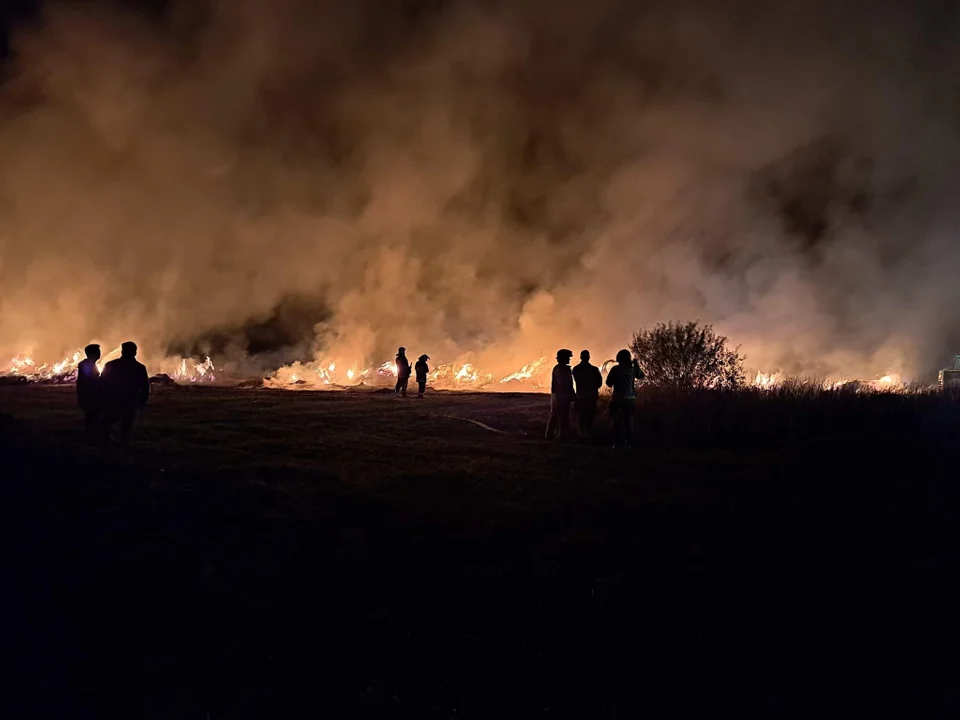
[2,1,960,384]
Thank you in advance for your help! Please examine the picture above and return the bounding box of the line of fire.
[5,346,960,393]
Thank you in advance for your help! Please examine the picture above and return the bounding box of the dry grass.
[630,384,960,447]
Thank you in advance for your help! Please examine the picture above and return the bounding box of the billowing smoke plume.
[2,0,960,380]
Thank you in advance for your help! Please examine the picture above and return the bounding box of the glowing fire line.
[2,348,217,385]
[753,370,908,392]
[2,347,924,394]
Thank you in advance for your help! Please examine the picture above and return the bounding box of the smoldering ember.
[1,1,959,717]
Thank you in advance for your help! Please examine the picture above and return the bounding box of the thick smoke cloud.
[2,0,960,380]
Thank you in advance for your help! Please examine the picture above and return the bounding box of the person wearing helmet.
[395,347,411,397]
[545,348,575,440]
[571,349,602,440]
[605,348,644,448]
[415,354,430,398]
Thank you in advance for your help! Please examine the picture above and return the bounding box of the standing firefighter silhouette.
[100,341,150,449]
[415,354,430,398]
[605,349,644,449]
[395,347,411,397]
[545,349,575,441]
[76,343,102,437]
[572,349,603,440]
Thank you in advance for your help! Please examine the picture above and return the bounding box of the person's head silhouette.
[121,341,138,358]
[84,344,101,361]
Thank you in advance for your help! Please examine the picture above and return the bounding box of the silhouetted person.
[100,341,149,449]
[546,349,575,440]
[572,349,602,439]
[76,343,102,437]
[605,349,644,449]
[395,347,411,397]
[415,354,430,398]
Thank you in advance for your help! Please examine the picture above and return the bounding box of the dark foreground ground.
[1,384,959,717]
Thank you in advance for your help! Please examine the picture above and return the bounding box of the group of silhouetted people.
[75,340,640,448]
[75,342,150,448]
[395,343,644,445]
[394,347,431,398]
[547,348,644,448]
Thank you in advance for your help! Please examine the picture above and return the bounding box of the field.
[1,384,959,717]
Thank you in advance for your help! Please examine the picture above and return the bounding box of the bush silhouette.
[630,321,745,390]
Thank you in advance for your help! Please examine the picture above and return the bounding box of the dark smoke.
[2,0,960,380]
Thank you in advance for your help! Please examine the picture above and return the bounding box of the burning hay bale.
[258,354,557,392]
[169,357,217,384]
[832,380,864,393]
[149,374,177,387]
[494,379,539,392]
[2,355,79,383]
[428,363,496,390]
